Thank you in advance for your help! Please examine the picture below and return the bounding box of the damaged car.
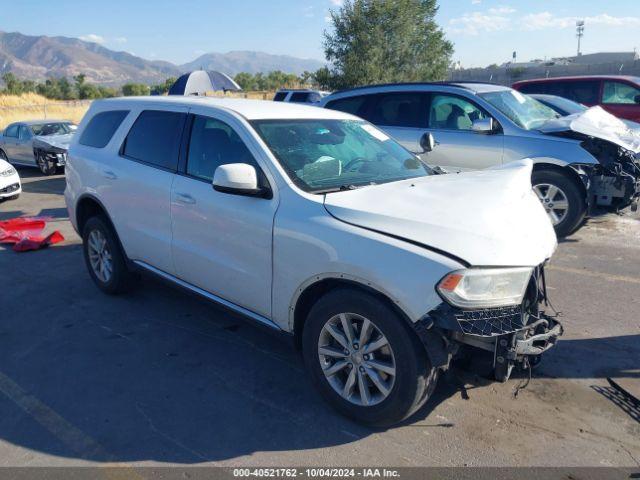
[320,83,640,237]
[66,97,562,426]
[0,120,75,175]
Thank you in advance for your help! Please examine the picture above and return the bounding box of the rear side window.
[122,110,186,170]
[325,95,370,117]
[273,92,288,102]
[368,92,428,128]
[516,83,546,95]
[79,110,129,148]
[562,81,600,104]
[289,92,311,103]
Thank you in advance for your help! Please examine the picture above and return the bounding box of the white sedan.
[0,157,21,200]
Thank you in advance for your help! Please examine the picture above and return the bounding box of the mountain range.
[0,31,324,85]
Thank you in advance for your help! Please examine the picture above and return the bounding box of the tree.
[323,0,453,89]
[121,83,150,96]
[150,77,176,95]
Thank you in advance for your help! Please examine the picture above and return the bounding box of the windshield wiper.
[312,183,372,194]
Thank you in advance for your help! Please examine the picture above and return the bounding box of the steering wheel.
[343,157,369,173]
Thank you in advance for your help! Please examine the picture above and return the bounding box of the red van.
[513,76,640,122]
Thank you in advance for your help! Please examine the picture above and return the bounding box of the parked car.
[513,76,640,122]
[0,157,21,200]
[273,89,330,104]
[320,83,640,236]
[65,96,561,426]
[0,120,76,175]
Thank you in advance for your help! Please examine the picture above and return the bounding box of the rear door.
[170,109,277,317]
[424,93,504,172]
[100,107,187,274]
[601,79,640,122]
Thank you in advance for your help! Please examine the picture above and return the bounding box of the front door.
[16,125,35,164]
[423,93,504,172]
[170,111,277,318]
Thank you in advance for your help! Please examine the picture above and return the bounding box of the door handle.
[175,192,196,205]
[102,170,117,180]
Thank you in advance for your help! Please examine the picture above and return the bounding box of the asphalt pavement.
[0,167,638,468]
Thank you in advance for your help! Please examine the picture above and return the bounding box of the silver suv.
[320,83,640,237]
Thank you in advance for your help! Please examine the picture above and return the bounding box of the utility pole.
[576,20,585,56]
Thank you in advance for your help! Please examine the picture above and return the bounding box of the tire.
[36,151,57,176]
[532,169,586,237]
[302,288,438,426]
[82,215,134,295]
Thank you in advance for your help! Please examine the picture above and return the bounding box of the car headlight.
[437,267,533,309]
[0,166,16,177]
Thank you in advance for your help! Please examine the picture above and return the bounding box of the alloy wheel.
[318,313,396,406]
[533,183,569,226]
[87,229,113,283]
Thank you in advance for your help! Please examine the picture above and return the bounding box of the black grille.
[453,305,525,336]
[0,183,19,194]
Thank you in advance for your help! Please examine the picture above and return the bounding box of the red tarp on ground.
[0,217,64,252]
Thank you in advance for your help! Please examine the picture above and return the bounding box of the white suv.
[65,96,562,426]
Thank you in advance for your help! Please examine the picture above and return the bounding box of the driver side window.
[187,116,258,182]
[18,125,31,140]
[428,94,486,131]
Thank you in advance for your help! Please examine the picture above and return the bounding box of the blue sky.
[2,0,639,67]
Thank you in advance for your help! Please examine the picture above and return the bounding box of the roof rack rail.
[331,81,478,95]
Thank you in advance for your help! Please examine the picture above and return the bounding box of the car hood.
[323,159,557,267]
[539,106,640,153]
[33,133,73,151]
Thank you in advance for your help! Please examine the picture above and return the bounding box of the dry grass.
[0,91,278,129]
[0,93,90,129]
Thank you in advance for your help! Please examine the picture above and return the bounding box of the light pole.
[576,20,585,56]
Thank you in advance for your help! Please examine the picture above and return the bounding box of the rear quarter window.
[121,110,186,170]
[79,110,129,148]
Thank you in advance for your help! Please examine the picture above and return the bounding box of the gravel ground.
[0,167,638,468]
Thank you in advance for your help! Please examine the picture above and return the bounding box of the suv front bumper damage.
[413,266,563,382]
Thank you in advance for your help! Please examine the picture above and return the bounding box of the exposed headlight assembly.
[437,267,533,309]
[0,166,16,177]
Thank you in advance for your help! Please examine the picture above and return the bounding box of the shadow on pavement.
[0,243,638,463]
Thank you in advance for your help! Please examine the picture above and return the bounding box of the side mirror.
[419,132,436,153]
[472,118,495,133]
[213,163,267,197]
[634,94,640,105]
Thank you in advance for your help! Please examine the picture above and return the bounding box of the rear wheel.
[532,169,586,237]
[302,289,437,426]
[82,215,134,294]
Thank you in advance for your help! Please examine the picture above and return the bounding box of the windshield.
[30,122,73,136]
[480,90,559,130]
[537,96,587,116]
[251,119,430,193]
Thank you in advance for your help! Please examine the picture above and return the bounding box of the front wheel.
[36,152,57,176]
[532,169,586,237]
[302,289,438,426]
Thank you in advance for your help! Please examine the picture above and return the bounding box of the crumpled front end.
[33,136,70,167]
[412,265,563,382]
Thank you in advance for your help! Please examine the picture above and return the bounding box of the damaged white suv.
[65,96,562,426]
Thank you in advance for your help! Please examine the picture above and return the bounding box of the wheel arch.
[290,274,415,351]
[531,161,588,198]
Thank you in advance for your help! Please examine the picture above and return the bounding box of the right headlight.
[437,267,533,309]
